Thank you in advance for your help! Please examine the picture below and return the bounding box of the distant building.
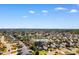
[33,39,49,42]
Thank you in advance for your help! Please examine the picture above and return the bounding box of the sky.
[0,4,79,29]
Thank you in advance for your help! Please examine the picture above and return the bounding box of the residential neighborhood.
[0,29,79,55]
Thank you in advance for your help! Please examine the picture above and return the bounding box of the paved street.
[18,41,32,55]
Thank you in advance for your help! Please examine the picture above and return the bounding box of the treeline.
[0,29,79,34]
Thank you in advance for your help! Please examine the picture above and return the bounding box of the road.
[18,41,32,55]
[10,35,32,55]
[0,35,32,55]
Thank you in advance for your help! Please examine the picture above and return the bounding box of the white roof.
[34,39,49,42]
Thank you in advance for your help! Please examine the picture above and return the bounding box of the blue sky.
[0,4,79,29]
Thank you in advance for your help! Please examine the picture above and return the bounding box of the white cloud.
[42,10,48,13]
[70,9,78,13]
[55,7,68,11]
[42,10,48,16]
[22,16,28,18]
[29,10,35,14]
